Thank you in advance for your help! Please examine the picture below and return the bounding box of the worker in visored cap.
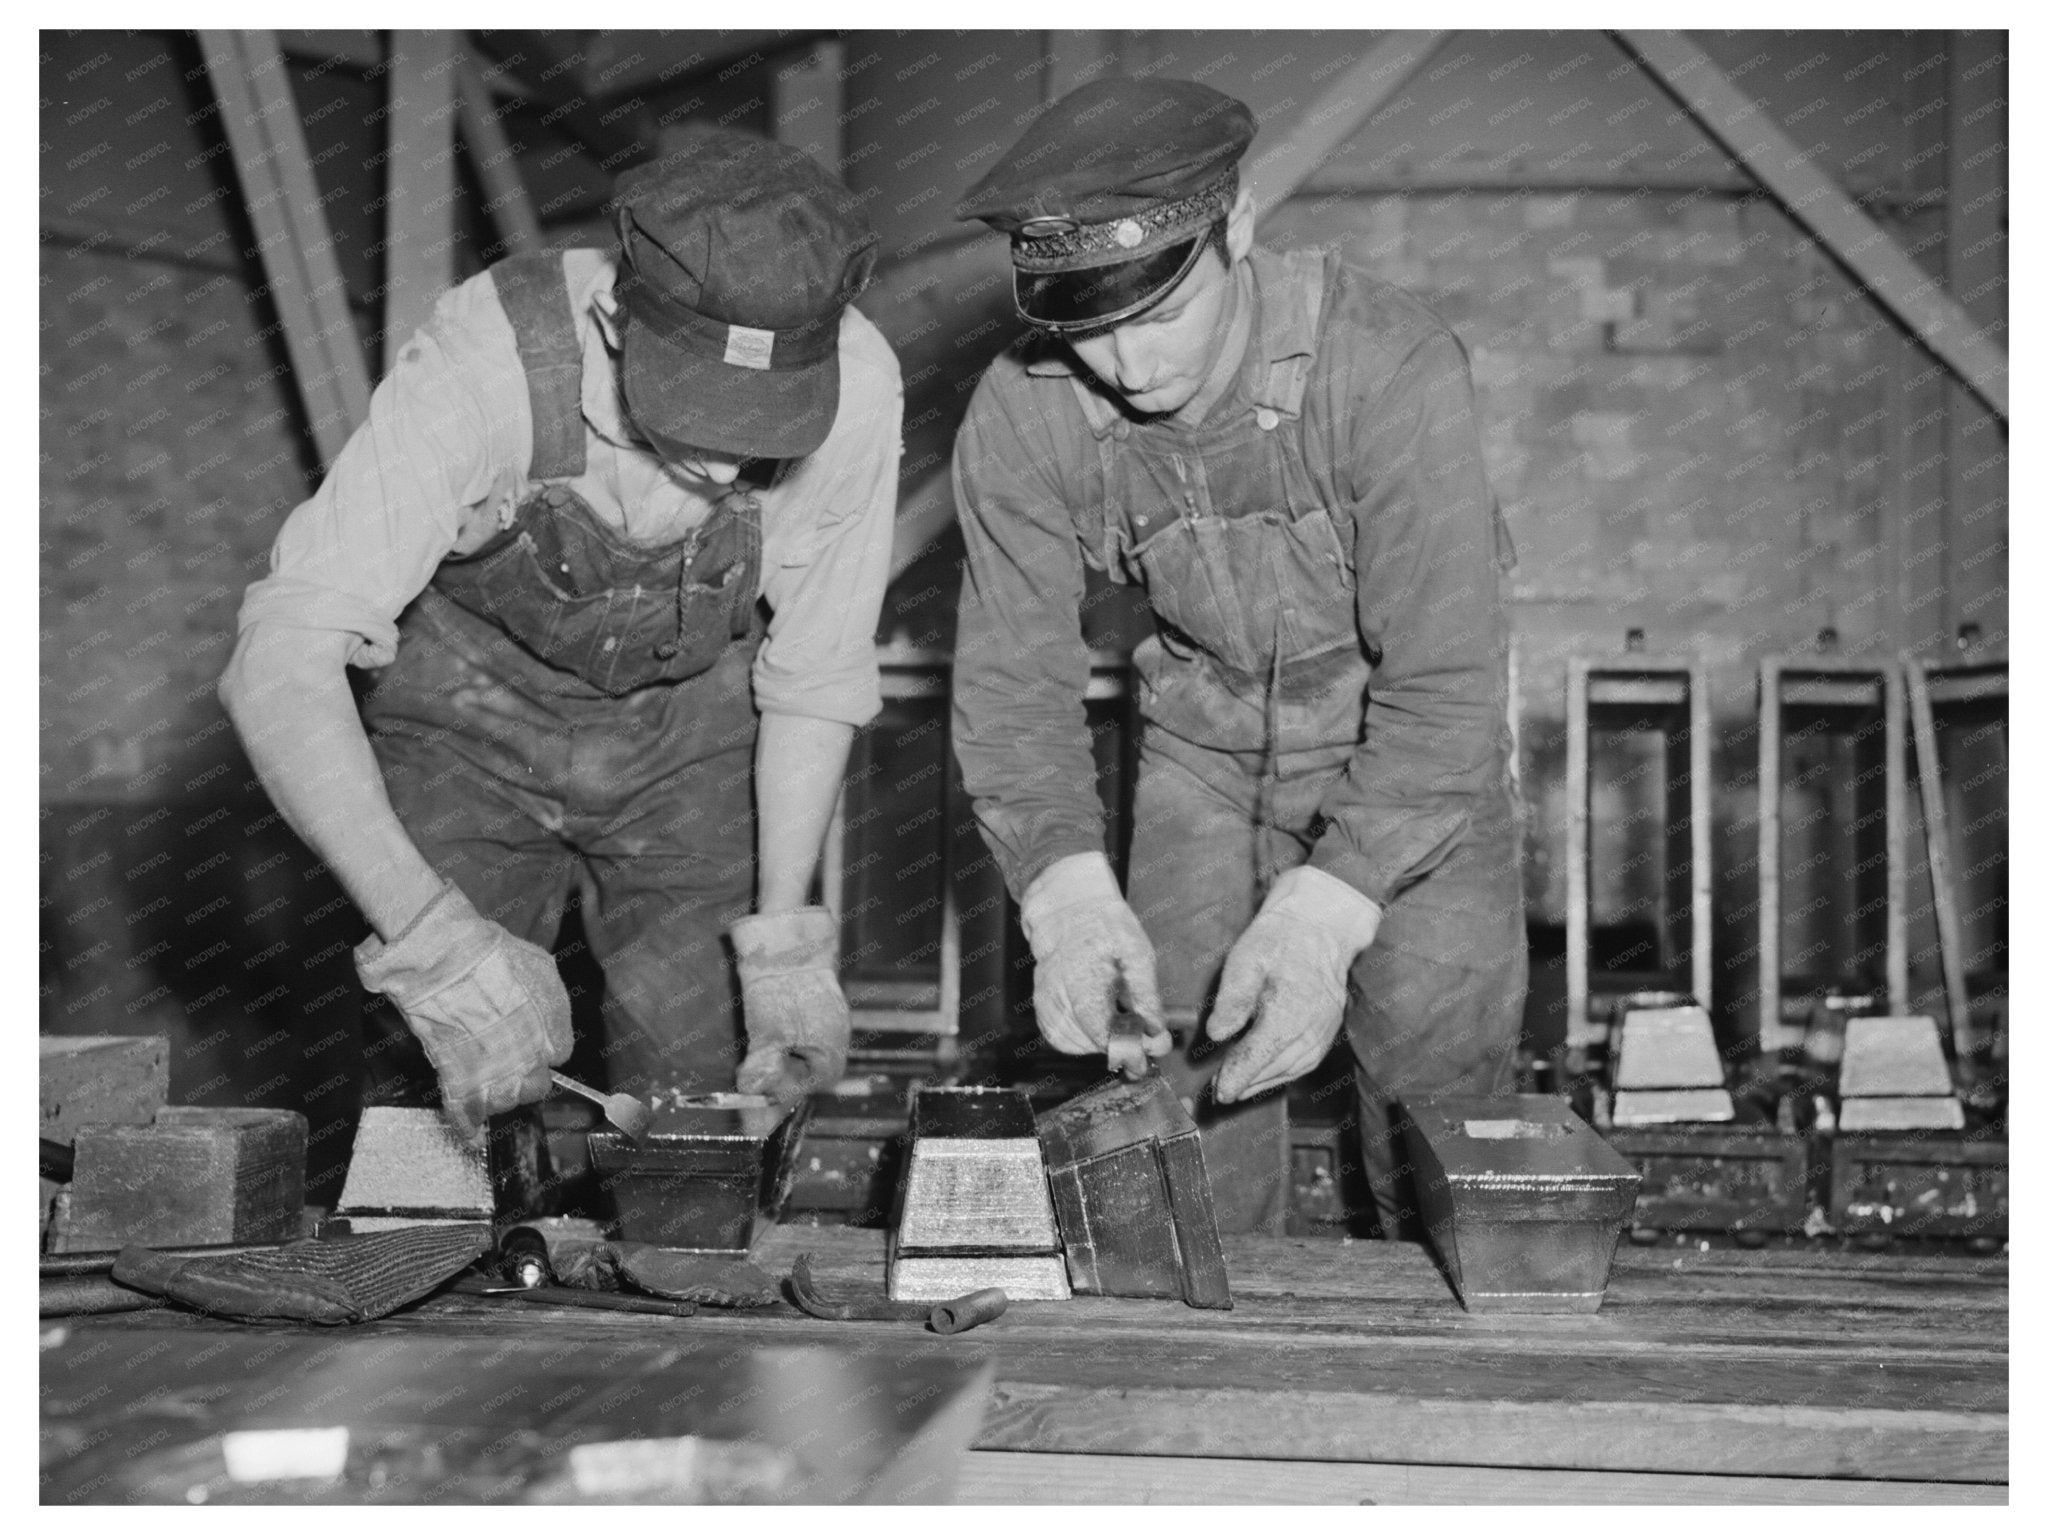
[222,127,902,1143]
[949,79,1525,1237]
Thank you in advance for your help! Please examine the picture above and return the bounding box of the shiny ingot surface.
[1402,1094,1640,1314]
[1838,1096,1966,1132]
[1614,1006,1726,1090]
[889,1254,1070,1302]
[335,1107,492,1220]
[1612,1087,1735,1126]
[1840,1015,1956,1099]
[896,1138,1062,1251]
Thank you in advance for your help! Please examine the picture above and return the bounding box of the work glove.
[1208,865,1383,1103]
[729,907,849,1109]
[354,881,572,1143]
[1017,852,1171,1061]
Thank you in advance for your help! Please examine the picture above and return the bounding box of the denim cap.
[954,78,1256,332]
[613,128,879,460]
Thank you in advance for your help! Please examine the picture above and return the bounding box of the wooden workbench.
[44,1226,2007,1504]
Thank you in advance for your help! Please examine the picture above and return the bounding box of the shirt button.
[1256,407,1280,431]
[601,637,618,653]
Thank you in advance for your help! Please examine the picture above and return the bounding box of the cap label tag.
[723,324,775,370]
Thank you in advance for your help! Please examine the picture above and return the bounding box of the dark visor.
[1015,231,1208,334]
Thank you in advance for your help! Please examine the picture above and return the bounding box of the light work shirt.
[239,249,904,727]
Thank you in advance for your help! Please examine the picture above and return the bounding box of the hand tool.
[40,1276,168,1318]
[788,1253,1007,1335]
[42,1240,295,1279]
[549,1070,652,1140]
[588,1096,811,1252]
[1106,1009,1160,1080]
[449,1274,697,1316]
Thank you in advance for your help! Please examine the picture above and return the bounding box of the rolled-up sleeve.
[753,317,903,727]
[1306,329,1510,907]
[237,285,519,666]
[950,369,1106,899]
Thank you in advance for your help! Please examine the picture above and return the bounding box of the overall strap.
[491,253,587,482]
[1250,247,1331,422]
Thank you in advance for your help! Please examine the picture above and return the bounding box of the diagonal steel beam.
[382,31,460,371]
[199,29,372,467]
[1614,29,2007,422]
[1245,31,1450,210]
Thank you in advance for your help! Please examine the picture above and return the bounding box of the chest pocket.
[435,483,762,696]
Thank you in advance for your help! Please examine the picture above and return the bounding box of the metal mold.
[588,1099,811,1254]
[1403,1094,1640,1314]
[1038,1073,1231,1308]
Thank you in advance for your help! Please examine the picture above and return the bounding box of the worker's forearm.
[219,628,442,941]
[754,711,855,914]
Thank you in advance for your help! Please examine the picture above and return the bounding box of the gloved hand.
[354,881,572,1143]
[1018,852,1171,1060]
[729,907,849,1109]
[1208,865,1382,1103]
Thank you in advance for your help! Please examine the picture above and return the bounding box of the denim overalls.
[1068,248,1527,1236]
[359,254,767,1102]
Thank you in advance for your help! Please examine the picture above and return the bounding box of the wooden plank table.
[46,1226,2007,1504]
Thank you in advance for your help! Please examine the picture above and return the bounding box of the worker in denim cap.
[223,128,902,1143]
[949,79,1525,1237]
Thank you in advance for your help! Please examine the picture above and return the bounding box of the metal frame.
[1564,654,1713,1052]
[821,646,1135,1053]
[1756,657,1909,1059]
[1902,656,2007,1079]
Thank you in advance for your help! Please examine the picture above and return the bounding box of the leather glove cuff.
[1018,851,1120,948]
[1265,865,1384,956]
[354,880,492,1003]
[728,907,838,980]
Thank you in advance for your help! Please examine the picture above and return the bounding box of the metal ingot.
[1837,1016,1963,1132]
[888,1087,1070,1302]
[1037,1073,1231,1308]
[1403,1094,1641,1314]
[1612,1005,1734,1126]
[589,1098,811,1254]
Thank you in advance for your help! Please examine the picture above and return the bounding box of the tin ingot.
[1839,1015,1956,1099]
[1403,1094,1641,1314]
[889,1087,1070,1302]
[1612,1005,1732,1126]
[332,1107,493,1235]
[589,1098,811,1254]
[1614,1006,1726,1090]
[1837,1016,1962,1132]
[1612,1087,1737,1126]
[1037,1073,1231,1308]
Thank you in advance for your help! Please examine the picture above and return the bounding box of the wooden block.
[1605,1121,1811,1234]
[1828,1132,2008,1240]
[39,1035,169,1145]
[55,1107,306,1251]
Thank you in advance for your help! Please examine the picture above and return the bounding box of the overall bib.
[359,254,767,1102]
[1071,249,1528,1237]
